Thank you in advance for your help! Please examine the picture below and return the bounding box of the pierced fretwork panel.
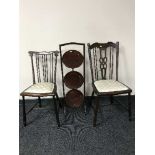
[88,42,119,82]
[29,51,59,84]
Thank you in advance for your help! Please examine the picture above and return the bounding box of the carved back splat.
[29,51,59,84]
[88,42,119,83]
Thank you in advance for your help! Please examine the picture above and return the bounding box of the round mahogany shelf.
[62,50,84,68]
[65,89,84,108]
[64,71,84,89]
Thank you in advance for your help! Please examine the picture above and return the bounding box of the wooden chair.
[87,42,132,127]
[20,51,61,127]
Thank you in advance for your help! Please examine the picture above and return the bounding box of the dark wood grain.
[65,89,84,108]
[64,71,84,89]
[62,50,84,68]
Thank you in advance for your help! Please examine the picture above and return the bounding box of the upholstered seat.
[24,82,54,94]
[94,80,128,93]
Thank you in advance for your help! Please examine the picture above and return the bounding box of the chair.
[20,51,61,127]
[87,42,132,127]
[59,42,86,112]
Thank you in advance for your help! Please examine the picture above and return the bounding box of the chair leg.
[128,92,132,121]
[93,96,99,127]
[86,91,94,114]
[63,98,67,115]
[90,91,95,106]
[110,95,113,104]
[55,92,62,109]
[22,96,26,127]
[53,95,60,127]
[38,96,42,108]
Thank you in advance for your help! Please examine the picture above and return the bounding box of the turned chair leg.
[93,96,99,127]
[128,92,132,121]
[38,96,42,108]
[53,95,60,127]
[90,91,95,106]
[22,96,26,127]
[86,91,94,114]
[84,102,87,114]
[56,93,62,109]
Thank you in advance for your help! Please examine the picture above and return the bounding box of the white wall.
[20,0,135,98]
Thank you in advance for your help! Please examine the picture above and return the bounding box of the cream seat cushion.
[94,80,128,93]
[24,82,54,94]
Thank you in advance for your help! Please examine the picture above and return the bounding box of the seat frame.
[88,42,132,127]
[20,51,61,127]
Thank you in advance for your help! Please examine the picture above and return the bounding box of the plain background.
[0,0,155,155]
[20,0,135,98]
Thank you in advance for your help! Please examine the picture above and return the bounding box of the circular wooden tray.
[64,71,84,89]
[62,50,84,68]
[65,89,84,107]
